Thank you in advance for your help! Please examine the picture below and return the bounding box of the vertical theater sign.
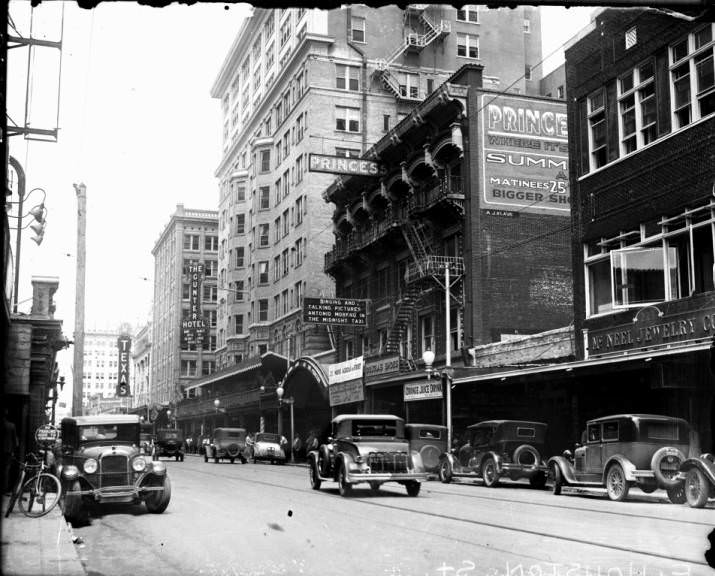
[116,335,132,397]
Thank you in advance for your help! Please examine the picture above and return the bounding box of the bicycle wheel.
[18,473,62,518]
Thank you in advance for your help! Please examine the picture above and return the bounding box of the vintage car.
[57,414,171,524]
[250,432,287,464]
[406,423,448,476]
[204,427,248,464]
[548,414,692,503]
[679,453,715,508]
[438,420,549,488]
[308,414,428,497]
[154,428,185,461]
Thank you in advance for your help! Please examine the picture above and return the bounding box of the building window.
[523,19,531,34]
[282,248,289,276]
[258,299,268,322]
[205,260,217,278]
[182,283,190,300]
[295,238,304,267]
[587,89,607,171]
[295,196,304,225]
[398,72,419,99]
[525,65,532,81]
[209,310,217,328]
[203,285,217,302]
[236,213,246,234]
[259,187,270,210]
[235,314,244,334]
[557,85,565,99]
[235,247,245,268]
[669,24,715,130]
[201,361,216,376]
[258,224,269,247]
[204,235,218,251]
[235,280,244,301]
[456,5,479,23]
[351,16,365,43]
[618,59,657,156]
[584,206,715,317]
[336,64,360,91]
[282,209,290,236]
[625,26,637,50]
[457,33,479,59]
[258,261,269,285]
[181,360,197,377]
[183,234,200,251]
[236,185,246,203]
[260,149,271,172]
[419,315,435,356]
[336,106,360,132]
[335,147,360,158]
[383,114,390,131]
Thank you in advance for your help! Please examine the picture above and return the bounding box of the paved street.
[68,456,713,576]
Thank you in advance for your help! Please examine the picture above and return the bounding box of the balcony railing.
[411,177,464,213]
[406,255,464,284]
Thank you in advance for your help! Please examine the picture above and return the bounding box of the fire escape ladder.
[386,282,422,354]
[401,221,431,275]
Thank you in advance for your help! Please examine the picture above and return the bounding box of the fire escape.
[385,217,464,358]
[375,5,451,101]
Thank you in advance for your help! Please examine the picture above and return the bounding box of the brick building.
[565,8,715,449]
[309,64,573,430]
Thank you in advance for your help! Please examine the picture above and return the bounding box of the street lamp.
[422,349,453,450]
[275,384,295,464]
[213,397,221,428]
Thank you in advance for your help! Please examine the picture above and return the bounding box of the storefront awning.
[452,339,712,385]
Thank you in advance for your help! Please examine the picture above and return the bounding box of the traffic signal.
[29,205,46,245]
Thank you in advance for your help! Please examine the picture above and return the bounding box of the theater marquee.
[479,92,570,215]
[308,154,381,176]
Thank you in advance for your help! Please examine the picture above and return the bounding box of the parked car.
[548,414,692,503]
[307,414,428,497]
[56,414,171,524]
[154,428,185,461]
[204,427,248,464]
[679,453,715,508]
[406,423,448,476]
[438,420,549,488]
[251,432,287,464]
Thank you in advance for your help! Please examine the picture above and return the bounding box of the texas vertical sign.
[116,335,132,397]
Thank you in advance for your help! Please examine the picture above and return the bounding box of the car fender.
[603,455,637,482]
[547,456,578,485]
[410,450,425,473]
[440,451,459,473]
[484,451,504,474]
[680,456,715,485]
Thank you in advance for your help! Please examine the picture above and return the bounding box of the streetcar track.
[177,461,712,528]
[178,463,709,567]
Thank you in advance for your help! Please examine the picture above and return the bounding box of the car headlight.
[83,459,98,474]
[132,457,147,472]
[63,465,79,480]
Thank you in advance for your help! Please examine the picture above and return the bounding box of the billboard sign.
[404,380,444,402]
[329,379,364,407]
[303,297,368,326]
[479,93,570,215]
[309,154,381,177]
[116,335,132,397]
[182,262,207,345]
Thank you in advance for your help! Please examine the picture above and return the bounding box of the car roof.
[467,420,546,429]
[66,415,140,426]
[332,414,404,424]
[215,427,246,432]
[587,414,689,425]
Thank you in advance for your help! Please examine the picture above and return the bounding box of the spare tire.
[651,447,686,488]
[227,443,240,457]
[513,444,541,469]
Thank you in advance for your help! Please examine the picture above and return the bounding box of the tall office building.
[150,205,219,407]
[210,5,545,370]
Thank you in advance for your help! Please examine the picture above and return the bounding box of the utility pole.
[72,183,87,416]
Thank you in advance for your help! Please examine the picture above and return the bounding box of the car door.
[472,426,495,474]
[458,430,475,468]
[585,422,603,477]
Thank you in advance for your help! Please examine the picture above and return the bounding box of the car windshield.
[257,433,280,443]
[351,420,399,437]
[159,430,181,440]
[217,430,244,439]
[79,424,138,444]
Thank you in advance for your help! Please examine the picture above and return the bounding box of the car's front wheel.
[685,468,711,508]
[337,464,352,497]
[605,463,630,502]
[438,459,453,484]
[549,463,563,495]
[405,481,421,497]
[667,484,686,504]
[62,481,88,526]
[309,461,322,490]
[482,457,500,488]
[145,476,171,514]
[529,472,547,489]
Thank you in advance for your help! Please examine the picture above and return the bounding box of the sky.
[6,2,595,412]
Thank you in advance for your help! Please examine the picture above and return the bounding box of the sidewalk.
[1,494,86,576]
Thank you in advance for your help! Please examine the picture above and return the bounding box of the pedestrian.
[292,434,303,461]
[306,430,319,453]
[3,409,19,494]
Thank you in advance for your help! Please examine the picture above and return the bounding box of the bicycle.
[5,452,62,518]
